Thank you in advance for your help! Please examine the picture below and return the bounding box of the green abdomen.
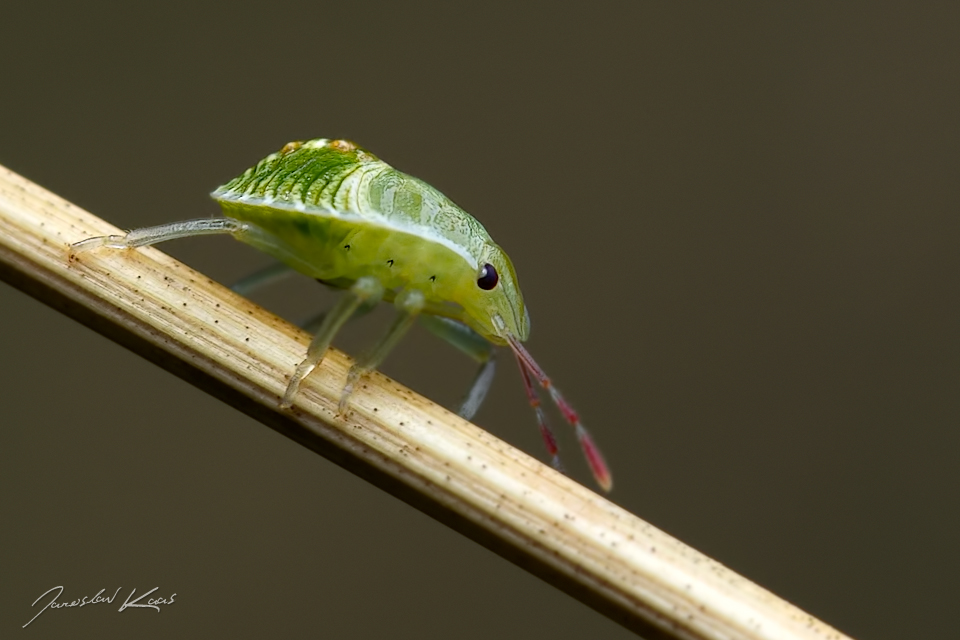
[211,138,480,303]
[218,200,470,304]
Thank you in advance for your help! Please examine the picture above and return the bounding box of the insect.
[70,138,611,491]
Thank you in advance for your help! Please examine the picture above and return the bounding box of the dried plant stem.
[0,164,851,640]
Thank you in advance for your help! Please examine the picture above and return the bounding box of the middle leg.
[280,276,384,409]
[338,288,426,414]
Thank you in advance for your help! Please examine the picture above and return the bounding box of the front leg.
[418,315,496,420]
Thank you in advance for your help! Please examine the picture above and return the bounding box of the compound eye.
[477,263,499,290]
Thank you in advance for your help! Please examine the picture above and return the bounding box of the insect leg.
[418,316,496,421]
[70,218,250,255]
[231,265,377,331]
[338,289,426,414]
[230,261,296,296]
[300,299,377,334]
[280,276,384,409]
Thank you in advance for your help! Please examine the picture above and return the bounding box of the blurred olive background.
[2,3,958,639]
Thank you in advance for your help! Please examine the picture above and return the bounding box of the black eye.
[477,263,499,290]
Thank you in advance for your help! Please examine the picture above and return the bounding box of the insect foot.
[337,375,361,416]
[68,235,128,261]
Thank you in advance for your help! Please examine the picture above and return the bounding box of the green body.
[212,139,528,344]
[70,137,611,490]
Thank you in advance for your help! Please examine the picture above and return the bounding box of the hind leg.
[70,218,251,256]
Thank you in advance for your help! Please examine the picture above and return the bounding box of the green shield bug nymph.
[71,138,612,491]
